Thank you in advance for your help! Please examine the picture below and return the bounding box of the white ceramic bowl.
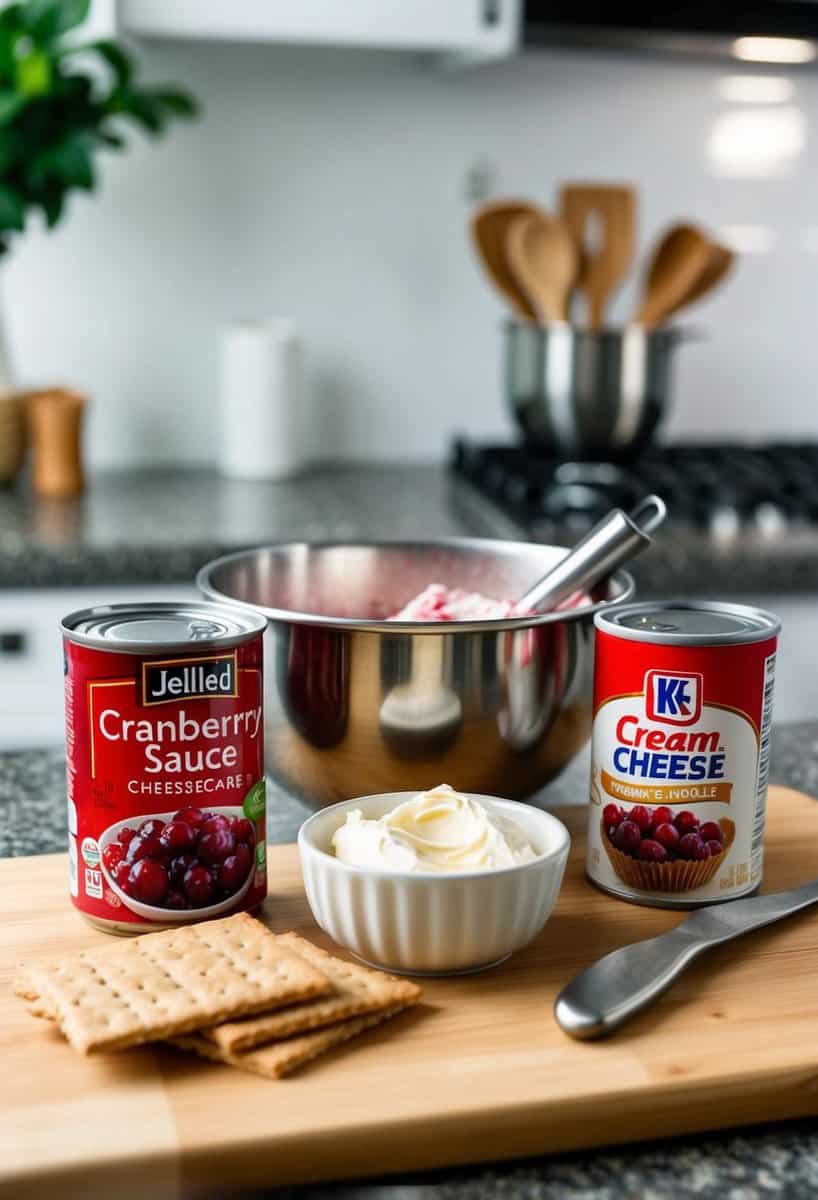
[298,792,570,975]
[99,806,255,923]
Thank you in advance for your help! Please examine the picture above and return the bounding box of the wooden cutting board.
[3,785,818,1199]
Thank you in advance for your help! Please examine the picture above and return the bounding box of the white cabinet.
[0,585,196,749]
[118,0,520,65]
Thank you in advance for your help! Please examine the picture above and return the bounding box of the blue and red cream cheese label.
[587,632,777,903]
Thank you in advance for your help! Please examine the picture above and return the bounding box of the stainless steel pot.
[197,540,634,809]
[506,322,687,460]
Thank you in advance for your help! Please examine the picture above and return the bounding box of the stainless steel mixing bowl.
[506,322,686,460]
[197,540,634,809]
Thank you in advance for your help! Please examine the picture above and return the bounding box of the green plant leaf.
[112,88,164,133]
[79,38,132,87]
[0,126,22,172]
[0,10,23,79]
[32,132,94,189]
[0,183,24,230]
[93,126,124,149]
[0,89,24,121]
[150,87,198,118]
[22,0,62,43]
[55,0,90,32]
[0,5,24,30]
[15,47,51,94]
[22,0,87,41]
[40,184,64,226]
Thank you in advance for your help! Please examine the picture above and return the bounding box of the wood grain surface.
[2,786,818,1198]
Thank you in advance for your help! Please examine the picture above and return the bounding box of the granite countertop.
[0,465,520,588]
[3,462,815,595]
[3,723,818,1199]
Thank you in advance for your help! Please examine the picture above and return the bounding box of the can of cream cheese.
[586,600,780,909]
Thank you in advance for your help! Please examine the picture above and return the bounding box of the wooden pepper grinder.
[27,388,87,498]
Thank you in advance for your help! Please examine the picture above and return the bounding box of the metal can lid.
[595,600,781,646]
[62,601,266,653]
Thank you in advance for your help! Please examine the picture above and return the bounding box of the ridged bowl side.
[301,857,567,975]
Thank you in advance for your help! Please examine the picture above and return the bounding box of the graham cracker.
[13,970,41,1005]
[17,914,332,1055]
[13,971,57,1020]
[203,932,422,1052]
[173,1006,407,1079]
[26,995,57,1020]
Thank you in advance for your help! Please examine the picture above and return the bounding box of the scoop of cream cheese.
[331,784,537,873]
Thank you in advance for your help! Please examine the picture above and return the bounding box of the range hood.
[523,2,818,62]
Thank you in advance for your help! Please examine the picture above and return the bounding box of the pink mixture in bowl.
[390,583,528,622]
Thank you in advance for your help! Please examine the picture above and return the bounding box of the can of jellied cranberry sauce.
[62,601,267,933]
[587,600,780,909]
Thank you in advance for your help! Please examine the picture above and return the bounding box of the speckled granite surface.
[3,724,818,1199]
[0,466,519,588]
[2,464,814,596]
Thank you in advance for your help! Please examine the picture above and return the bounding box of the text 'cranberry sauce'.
[587,601,780,909]
[62,601,267,933]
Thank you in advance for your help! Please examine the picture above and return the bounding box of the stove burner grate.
[451,439,818,535]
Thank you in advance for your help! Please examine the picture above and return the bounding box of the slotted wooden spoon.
[559,184,636,330]
[632,223,715,327]
[505,211,578,323]
[470,200,542,321]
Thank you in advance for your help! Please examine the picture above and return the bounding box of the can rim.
[594,599,781,645]
[61,600,266,654]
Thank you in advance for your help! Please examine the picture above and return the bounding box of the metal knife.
[555,879,818,1040]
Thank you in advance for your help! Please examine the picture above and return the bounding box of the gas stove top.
[452,439,818,541]
[450,440,818,596]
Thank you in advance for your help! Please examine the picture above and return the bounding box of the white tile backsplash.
[5,41,818,468]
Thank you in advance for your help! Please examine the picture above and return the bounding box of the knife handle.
[554,929,703,1040]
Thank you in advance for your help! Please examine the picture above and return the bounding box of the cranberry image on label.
[587,601,780,910]
[62,601,267,934]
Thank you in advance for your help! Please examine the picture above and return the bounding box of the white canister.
[218,318,304,480]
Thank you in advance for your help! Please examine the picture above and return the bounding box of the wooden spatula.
[559,184,637,330]
[505,211,578,323]
[632,223,714,327]
[665,240,735,319]
[470,200,541,321]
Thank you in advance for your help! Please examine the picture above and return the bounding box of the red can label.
[64,635,266,929]
[587,630,777,906]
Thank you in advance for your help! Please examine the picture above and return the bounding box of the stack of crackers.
[15,913,421,1079]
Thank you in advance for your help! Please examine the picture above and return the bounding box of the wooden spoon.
[664,240,735,319]
[505,211,578,323]
[559,184,636,330]
[470,200,541,321]
[633,223,715,327]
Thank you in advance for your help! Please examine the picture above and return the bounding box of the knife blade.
[555,878,818,1040]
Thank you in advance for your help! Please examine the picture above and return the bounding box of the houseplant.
[0,0,196,390]
[0,0,196,483]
